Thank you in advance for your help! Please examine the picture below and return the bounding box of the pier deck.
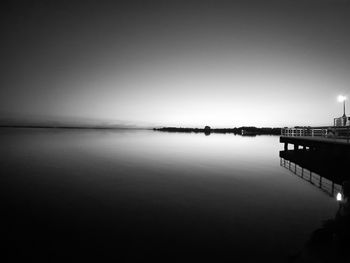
[280,136,350,156]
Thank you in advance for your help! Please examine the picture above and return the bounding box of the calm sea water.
[1,128,338,262]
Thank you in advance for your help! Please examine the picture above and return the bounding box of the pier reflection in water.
[279,149,348,197]
[279,155,342,198]
[279,148,350,262]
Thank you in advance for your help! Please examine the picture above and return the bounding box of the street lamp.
[338,95,347,117]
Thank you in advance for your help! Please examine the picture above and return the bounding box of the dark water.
[1,129,338,262]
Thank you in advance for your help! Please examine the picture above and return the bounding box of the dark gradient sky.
[2,0,350,127]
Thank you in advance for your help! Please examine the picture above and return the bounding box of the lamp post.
[337,192,343,209]
[338,95,350,140]
[338,95,347,117]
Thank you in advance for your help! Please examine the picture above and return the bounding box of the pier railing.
[281,127,327,137]
[281,126,350,139]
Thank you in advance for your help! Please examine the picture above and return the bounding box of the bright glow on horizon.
[2,2,350,128]
[338,95,347,103]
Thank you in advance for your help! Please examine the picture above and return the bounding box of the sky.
[2,0,350,128]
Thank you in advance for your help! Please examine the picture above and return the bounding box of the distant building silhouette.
[334,114,350,127]
[334,99,349,126]
[334,116,349,126]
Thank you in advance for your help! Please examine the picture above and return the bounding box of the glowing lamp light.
[336,192,342,202]
[338,95,347,102]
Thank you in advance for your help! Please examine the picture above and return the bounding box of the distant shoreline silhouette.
[154,126,281,135]
[0,125,282,135]
[0,125,145,130]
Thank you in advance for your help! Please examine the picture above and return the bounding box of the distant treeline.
[154,126,281,135]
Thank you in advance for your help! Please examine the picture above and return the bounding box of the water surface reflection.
[1,129,338,262]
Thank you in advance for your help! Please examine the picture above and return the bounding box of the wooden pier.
[280,127,350,156]
[280,127,350,191]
